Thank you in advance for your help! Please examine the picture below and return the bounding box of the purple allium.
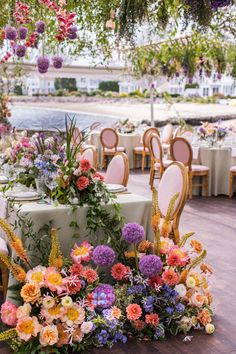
[52,56,63,69]
[15,44,27,58]
[92,245,115,267]
[36,20,45,34]
[19,26,28,40]
[5,25,17,40]
[67,26,77,39]
[92,284,115,308]
[122,223,144,244]
[37,56,50,74]
[211,0,231,8]
[139,255,162,278]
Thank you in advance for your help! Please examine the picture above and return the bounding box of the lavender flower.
[52,56,63,69]
[15,44,26,58]
[114,332,127,343]
[37,56,50,74]
[139,255,162,278]
[176,303,185,312]
[97,329,110,345]
[92,284,115,308]
[5,25,17,40]
[122,223,144,244]
[36,20,45,34]
[127,284,146,295]
[19,26,28,40]
[92,245,115,267]
[67,26,77,39]
[143,296,154,313]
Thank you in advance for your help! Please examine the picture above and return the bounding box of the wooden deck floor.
[1,172,236,354]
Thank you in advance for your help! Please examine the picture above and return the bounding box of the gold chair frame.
[170,137,209,199]
[133,127,160,171]
[149,133,165,188]
[229,169,236,198]
[0,263,9,299]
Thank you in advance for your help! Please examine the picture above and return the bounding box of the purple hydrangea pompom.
[19,26,28,40]
[92,245,115,267]
[92,284,115,308]
[15,44,27,58]
[52,56,63,69]
[36,20,45,34]
[67,26,77,39]
[122,223,144,244]
[139,255,163,278]
[37,56,50,74]
[5,25,17,40]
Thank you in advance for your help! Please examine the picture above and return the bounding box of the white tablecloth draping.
[193,146,236,196]
[89,131,142,169]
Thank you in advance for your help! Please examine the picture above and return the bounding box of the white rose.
[186,276,196,288]
[81,321,93,334]
[61,296,73,308]
[205,323,215,334]
[175,284,187,298]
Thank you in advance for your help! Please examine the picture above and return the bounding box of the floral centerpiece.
[197,121,229,147]
[114,119,136,134]
[0,188,215,353]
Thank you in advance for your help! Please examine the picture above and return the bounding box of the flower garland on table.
[0,186,215,353]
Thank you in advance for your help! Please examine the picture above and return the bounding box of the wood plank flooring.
[1,171,236,354]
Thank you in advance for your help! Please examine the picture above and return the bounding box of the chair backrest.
[82,147,97,169]
[72,127,82,146]
[173,126,181,139]
[170,137,192,168]
[162,124,173,143]
[158,161,188,221]
[104,152,129,187]
[143,127,160,148]
[100,128,118,149]
[149,133,163,165]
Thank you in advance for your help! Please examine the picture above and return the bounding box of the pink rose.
[76,176,89,191]
[1,301,17,326]
[93,172,104,182]
[80,159,91,172]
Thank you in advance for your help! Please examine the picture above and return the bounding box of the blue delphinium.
[97,330,110,345]
[127,284,146,295]
[114,332,127,344]
[143,296,154,313]
[166,307,174,315]
[176,303,185,313]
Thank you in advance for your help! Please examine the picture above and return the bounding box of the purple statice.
[97,329,110,345]
[127,284,146,295]
[114,332,127,344]
[92,284,115,309]
[139,255,162,278]
[122,223,144,244]
[15,44,27,58]
[92,245,115,267]
[52,56,63,69]
[36,20,45,34]
[67,26,77,39]
[143,296,154,313]
[5,25,17,40]
[19,26,28,40]
[37,56,50,74]
[175,303,185,313]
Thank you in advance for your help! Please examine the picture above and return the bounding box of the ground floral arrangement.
[0,190,215,354]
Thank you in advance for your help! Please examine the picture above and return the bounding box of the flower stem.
[134,244,139,272]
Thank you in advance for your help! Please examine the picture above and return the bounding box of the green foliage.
[185,83,199,89]
[54,78,77,92]
[98,81,119,92]
[14,84,23,96]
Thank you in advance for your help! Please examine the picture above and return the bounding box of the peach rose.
[16,316,41,341]
[76,176,89,191]
[190,292,205,307]
[197,309,212,326]
[16,303,31,319]
[20,283,41,303]
[39,325,58,346]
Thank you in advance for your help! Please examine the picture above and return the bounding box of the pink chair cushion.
[162,124,173,143]
[151,136,161,160]
[172,140,191,165]
[104,147,125,153]
[230,165,236,172]
[101,130,117,149]
[105,155,126,186]
[0,238,8,255]
[82,148,94,168]
[134,146,149,152]
[158,164,184,218]
[191,164,209,172]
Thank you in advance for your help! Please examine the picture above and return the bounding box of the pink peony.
[80,158,91,172]
[76,176,89,191]
[1,301,17,326]
[93,172,105,182]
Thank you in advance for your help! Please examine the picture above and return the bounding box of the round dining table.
[89,131,142,169]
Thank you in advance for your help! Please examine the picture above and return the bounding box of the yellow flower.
[26,266,46,287]
[61,304,85,327]
[205,323,215,334]
[186,276,196,289]
[20,283,41,304]
[16,316,41,341]
[125,251,136,259]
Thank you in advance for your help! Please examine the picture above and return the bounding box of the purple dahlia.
[122,223,144,244]
[36,20,45,34]
[19,26,28,40]
[52,56,63,69]
[37,56,50,74]
[67,26,77,39]
[92,245,115,267]
[139,255,162,278]
[92,284,115,309]
[5,25,17,40]
[15,44,27,58]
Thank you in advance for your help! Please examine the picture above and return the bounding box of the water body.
[10,106,118,131]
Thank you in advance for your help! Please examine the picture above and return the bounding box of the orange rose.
[197,309,212,326]
[20,283,41,303]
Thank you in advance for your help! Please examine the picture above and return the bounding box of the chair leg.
[1,264,9,299]
[133,152,136,169]
[204,172,209,197]
[189,173,193,199]
[149,168,154,188]
[141,153,145,171]
[229,172,234,198]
